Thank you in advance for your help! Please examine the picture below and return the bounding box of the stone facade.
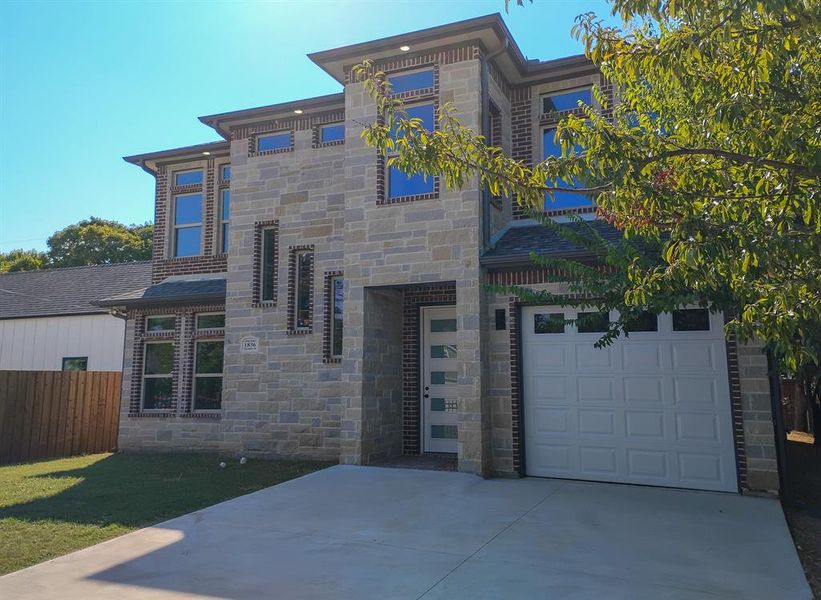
[116,16,782,495]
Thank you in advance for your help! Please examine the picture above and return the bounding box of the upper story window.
[221,165,231,181]
[173,193,202,257]
[320,123,345,144]
[257,132,292,152]
[387,103,435,199]
[542,128,592,210]
[174,169,203,187]
[388,69,434,94]
[220,190,230,254]
[542,88,592,114]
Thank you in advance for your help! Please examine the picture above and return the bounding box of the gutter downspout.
[480,40,509,252]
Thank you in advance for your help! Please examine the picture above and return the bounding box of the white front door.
[422,306,458,453]
[522,306,738,492]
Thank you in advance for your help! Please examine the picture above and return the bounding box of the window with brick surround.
[173,193,203,257]
[323,271,343,362]
[220,189,230,254]
[142,341,174,410]
[174,169,203,186]
[542,127,592,210]
[288,246,314,333]
[320,123,345,144]
[257,132,292,153]
[220,165,231,181]
[253,221,278,305]
[541,88,592,115]
[388,68,434,94]
[387,103,435,199]
[192,339,224,411]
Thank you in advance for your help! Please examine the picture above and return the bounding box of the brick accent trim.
[401,282,457,455]
[508,297,523,474]
[345,42,481,84]
[312,120,346,149]
[287,245,315,334]
[128,304,225,419]
[725,328,747,492]
[233,109,345,142]
[322,270,344,363]
[252,220,279,307]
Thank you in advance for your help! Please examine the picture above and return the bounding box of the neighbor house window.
[388,68,434,94]
[192,340,224,411]
[320,123,345,144]
[220,189,230,253]
[174,169,203,187]
[331,276,343,358]
[142,341,174,410]
[196,313,225,330]
[62,357,87,371]
[173,193,202,256]
[542,88,592,114]
[221,165,231,181]
[388,103,435,199]
[146,315,175,332]
[542,128,592,210]
[257,132,292,152]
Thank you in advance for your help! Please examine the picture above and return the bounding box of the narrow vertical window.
[220,189,230,254]
[288,246,314,333]
[331,276,343,358]
[261,228,276,302]
[142,341,174,410]
[221,165,231,181]
[173,193,202,257]
[296,252,313,329]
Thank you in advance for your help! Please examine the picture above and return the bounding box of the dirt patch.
[783,437,821,598]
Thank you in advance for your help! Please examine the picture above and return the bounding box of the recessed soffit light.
[294,109,304,114]
[399,45,410,52]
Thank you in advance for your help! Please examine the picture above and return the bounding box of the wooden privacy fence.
[0,371,121,465]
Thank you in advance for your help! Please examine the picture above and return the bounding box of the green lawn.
[0,453,331,575]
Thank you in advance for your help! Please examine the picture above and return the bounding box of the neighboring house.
[102,14,781,495]
[0,262,152,371]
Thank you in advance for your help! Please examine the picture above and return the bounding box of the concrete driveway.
[0,465,811,599]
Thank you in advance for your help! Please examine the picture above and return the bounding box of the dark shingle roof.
[0,262,152,320]
[481,221,626,267]
[97,275,226,308]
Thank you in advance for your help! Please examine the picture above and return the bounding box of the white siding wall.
[0,314,126,371]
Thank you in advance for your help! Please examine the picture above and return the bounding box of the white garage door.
[522,306,738,492]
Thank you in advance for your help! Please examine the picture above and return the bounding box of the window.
[142,342,174,410]
[220,189,230,254]
[257,132,291,152]
[388,69,434,94]
[146,315,175,332]
[388,103,435,199]
[295,251,313,330]
[625,311,658,333]
[260,227,277,303]
[577,311,609,333]
[196,313,225,329]
[535,312,565,334]
[221,165,231,181]
[330,275,343,358]
[174,169,203,186]
[542,88,592,114]
[173,193,202,257]
[192,340,224,411]
[673,308,710,331]
[62,357,87,371]
[320,123,345,144]
[542,128,592,210]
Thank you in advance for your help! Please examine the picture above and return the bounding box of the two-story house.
[101,14,781,496]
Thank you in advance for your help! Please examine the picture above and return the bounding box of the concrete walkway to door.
[0,465,811,599]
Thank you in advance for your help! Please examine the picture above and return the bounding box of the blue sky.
[0,0,612,253]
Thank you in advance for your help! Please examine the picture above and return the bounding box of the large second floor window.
[388,103,435,199]
[173,193,202,257]
[542,128,592,210]
[542,88,592,114]
[220,190,230,254]
[388,68,434,94]
[174,169,203,186]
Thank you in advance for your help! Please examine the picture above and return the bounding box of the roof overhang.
[123,140,230,175]
[308,13,596,86]
[198,93,345,139]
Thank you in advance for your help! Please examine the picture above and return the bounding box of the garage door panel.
[623,377,665,404]
[522,306,737,493]
[623,343,663,370]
